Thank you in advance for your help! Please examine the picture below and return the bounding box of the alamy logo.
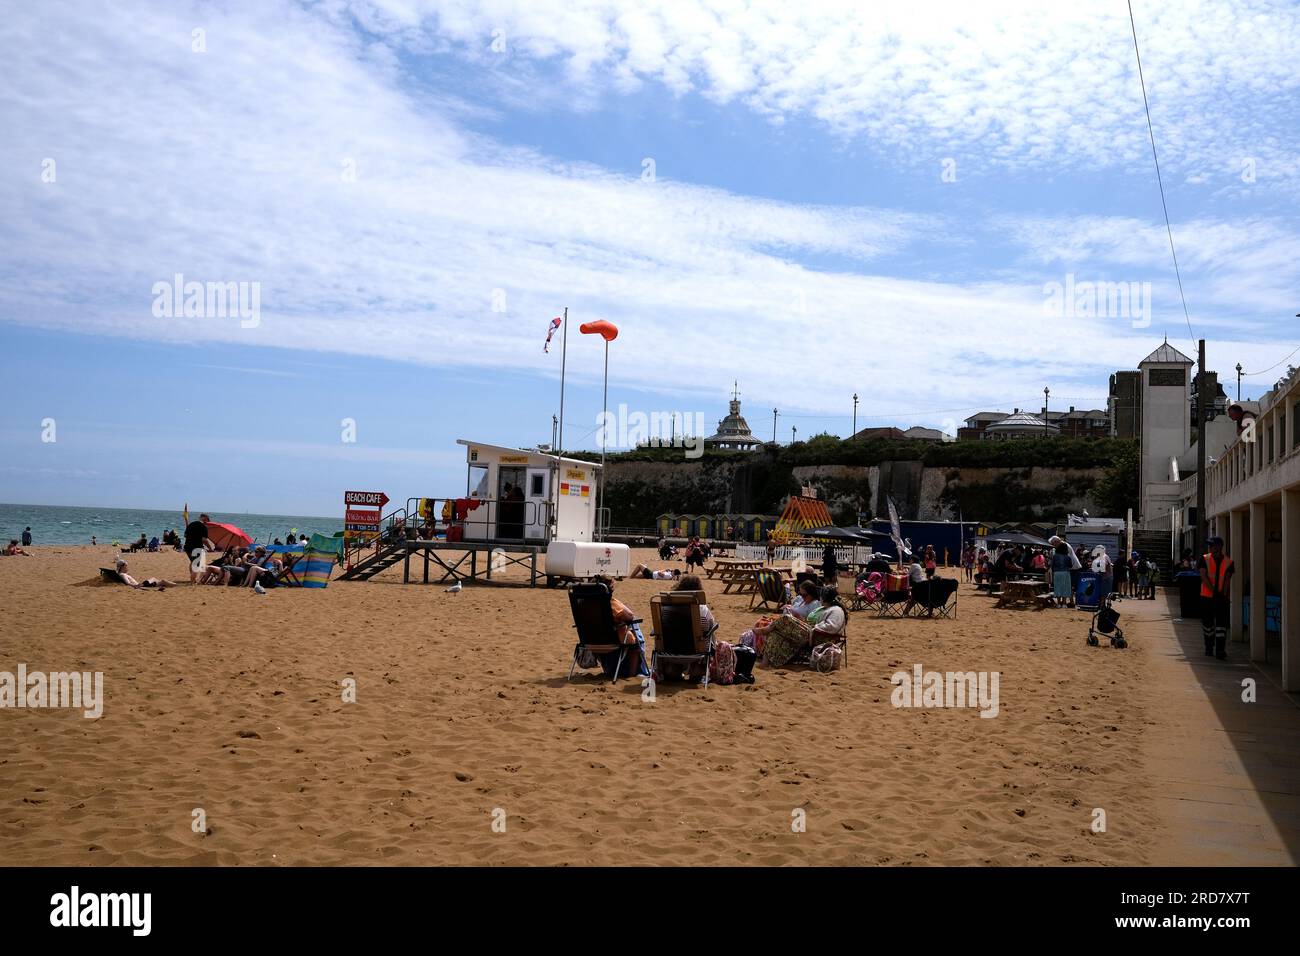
[1043,273,1151,328]
[151,273,261,328]
[596,404,706,459]
[0,664,103,719]
[890,664,1000,718]
[50,886,151,936]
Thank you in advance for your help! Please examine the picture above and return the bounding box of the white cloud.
[345,0,1300,182]
[1,0,1296,432]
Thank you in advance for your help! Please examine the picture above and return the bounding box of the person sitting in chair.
[902,552,933,615]
[788,579,821,619]
[592,576,649,680]
[657,574,717,682]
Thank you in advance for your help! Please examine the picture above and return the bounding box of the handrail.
[345,495,556,570]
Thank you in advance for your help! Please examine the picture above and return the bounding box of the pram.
[1087,593,1126,649]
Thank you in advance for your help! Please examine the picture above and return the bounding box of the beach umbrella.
[205,521,252,550]
[802,525,888,542]
[985,530,1049,547]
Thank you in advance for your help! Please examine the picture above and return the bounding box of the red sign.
[345,509,382,525]
[345,490,389,508]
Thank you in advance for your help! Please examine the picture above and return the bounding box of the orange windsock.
[579,320,619,341]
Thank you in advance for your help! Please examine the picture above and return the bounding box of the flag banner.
[888,497,905,556]
[543,316,562,352]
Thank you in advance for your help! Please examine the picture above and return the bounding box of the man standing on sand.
[183,512,214,583]
[21,527,32,546]
[1199,536,1234,660]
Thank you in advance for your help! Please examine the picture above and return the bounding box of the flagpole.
[554,307,568,538]
[598,337,608,541]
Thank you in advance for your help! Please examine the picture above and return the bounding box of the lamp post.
[1236,362,1242,401]
[852,392,859,438]
[772,408,778,444]
[792,425,797,445]
[1043,386,1050,438]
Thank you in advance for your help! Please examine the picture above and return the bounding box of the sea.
[0,503,341,547]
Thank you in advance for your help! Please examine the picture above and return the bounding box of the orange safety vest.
[1200,553,1233,599]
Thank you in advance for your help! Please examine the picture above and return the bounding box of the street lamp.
[852,393,859,438]
[772,408,778,444]
[1236,363,1242,402]
[792,425,797,445]
[1043,386,1050,438]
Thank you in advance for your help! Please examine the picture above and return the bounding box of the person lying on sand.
[113,558,179,590]
[629,562,681,580]
[5,539,33,556]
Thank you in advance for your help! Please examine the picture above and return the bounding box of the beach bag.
[576,648,599,669]
[709,641,737,685]
[810,642,842,673]
[733,645,756,678]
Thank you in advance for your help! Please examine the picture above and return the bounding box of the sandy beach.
[0,544,1198,866]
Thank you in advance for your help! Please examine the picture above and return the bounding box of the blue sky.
[2,0,1299,515]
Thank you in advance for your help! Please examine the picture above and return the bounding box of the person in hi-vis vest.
[1198,536,1235,660]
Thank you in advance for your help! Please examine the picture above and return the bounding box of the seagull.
[445,581,462,593]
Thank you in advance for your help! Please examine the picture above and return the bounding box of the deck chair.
[649,591,716,688]
[749,568,787,611]
[851,571,885,613]
[909,577,959,619]
[567,583,642,684]
[99,567,127,584]
[878,572,911,618]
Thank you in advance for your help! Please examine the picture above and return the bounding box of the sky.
[2,0,1298,516]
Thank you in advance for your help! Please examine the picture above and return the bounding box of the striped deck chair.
[749,568,787,611]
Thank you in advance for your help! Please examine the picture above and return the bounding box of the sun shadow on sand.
[1156,601,1300,864]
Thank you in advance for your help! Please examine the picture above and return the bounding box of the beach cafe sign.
[344,490,388,542]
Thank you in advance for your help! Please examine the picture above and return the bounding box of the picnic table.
[995,578,1051,610]
[705,558,764,578]
[720,564,796,595]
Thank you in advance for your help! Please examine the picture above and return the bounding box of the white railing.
[736,544,877,565]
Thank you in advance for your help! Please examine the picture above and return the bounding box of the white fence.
[735,544,877,566]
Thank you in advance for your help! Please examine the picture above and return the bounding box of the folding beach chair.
[877,571,911,618]
[567,583,641,684]
[650,591,717,688]
[909,577,959,619]
[749,568,787,611]
[261,545,306,586]
[851,571,885,613]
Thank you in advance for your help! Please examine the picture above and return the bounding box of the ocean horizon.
[1,502,342,547]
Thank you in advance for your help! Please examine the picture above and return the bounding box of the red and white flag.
[543,316,562,352]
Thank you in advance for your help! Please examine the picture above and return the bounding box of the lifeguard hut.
[338,439,627,586]
[456,439,599,544]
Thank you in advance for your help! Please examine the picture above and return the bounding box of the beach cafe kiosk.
[456,439,629,581]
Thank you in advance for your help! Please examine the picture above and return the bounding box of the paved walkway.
[1127,591,1300,865]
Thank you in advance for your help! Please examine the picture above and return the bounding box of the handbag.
[809,642,842,673]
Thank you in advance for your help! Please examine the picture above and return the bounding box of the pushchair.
[1087,593,1126,649]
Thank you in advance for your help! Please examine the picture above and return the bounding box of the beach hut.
[656,515,674,538]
